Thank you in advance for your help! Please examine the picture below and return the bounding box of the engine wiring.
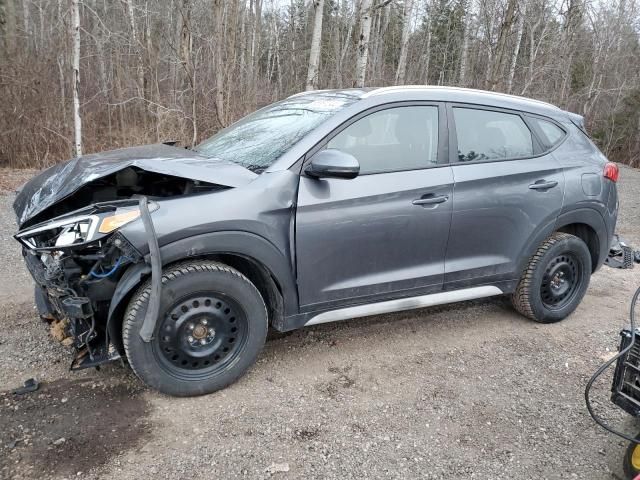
[585,284,640,443]
[89,256,129,278]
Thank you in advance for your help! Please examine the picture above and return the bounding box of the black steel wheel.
[512,232,592,323]
[123,261,268,396]
[156,294,248,377]
[540,253,582,310]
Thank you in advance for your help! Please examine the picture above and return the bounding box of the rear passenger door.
[444,105,566,289]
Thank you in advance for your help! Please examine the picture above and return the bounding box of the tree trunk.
[339,0,355,82]
[458,1,470,86]
[355,0,373,88]
[249,0,262,105]
[0,0,17,56]
[213,0,225,126]
[71,0,82,157]
[424,5,433,84]
[125,0,146,100]
[22,0,29,36]
[506,1,525,94]
[488,0,516,91]
[306,0,325,90]
[395,0,414,85]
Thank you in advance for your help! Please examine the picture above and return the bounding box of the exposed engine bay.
[17,202,147,369]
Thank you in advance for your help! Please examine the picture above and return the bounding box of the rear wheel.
[123,260,268,396]
[511,232,592,323]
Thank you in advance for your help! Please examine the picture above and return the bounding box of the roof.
[292,86,563,118]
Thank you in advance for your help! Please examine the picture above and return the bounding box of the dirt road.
[2,166,640,479]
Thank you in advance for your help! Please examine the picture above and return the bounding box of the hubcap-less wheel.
[540,253,581,310]
[156,293,247,376]
[511,232,591,323]
[123,261,268,397]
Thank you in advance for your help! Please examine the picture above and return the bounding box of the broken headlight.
[16,205,147,251]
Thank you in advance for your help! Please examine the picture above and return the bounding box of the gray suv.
[13,86,619,396]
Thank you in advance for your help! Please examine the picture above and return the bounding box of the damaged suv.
[14,87,618,396]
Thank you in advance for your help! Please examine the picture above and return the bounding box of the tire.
[511,232,592,323]
[123,260,268,397]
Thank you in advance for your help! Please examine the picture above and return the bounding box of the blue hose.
[90,256,124,278]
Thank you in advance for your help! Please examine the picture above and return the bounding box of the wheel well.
[556,223,600,271]
[109,254,286,355]
[207,254,285,330]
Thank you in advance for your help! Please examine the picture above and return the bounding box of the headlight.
[15,203,152,251]
[16,214,100,249]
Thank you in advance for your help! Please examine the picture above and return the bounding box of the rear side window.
[327,106,439,174]
[529,117,566,149]
[453,108,533,162]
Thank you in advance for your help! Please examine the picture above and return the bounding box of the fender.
[107,230,299,348]
[554,207,609,270]
[517,207,608,277]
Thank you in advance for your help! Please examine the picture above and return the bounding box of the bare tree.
[2,0,640,169]
[306,0,325,90]
[71,0,82,157]
[458,0,471,86]
[355,0,373,87]
[487,0,517,91]
[213,0,225,125]
[0,0,17,56]
[506,0,525,94]
[395,0,414,85]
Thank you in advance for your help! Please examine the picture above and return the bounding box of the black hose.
[138,196,162,342]
[585,285,640,443]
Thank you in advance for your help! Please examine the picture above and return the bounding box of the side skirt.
[295,285,504,328]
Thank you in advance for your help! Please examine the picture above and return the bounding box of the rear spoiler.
[566,112,588,135]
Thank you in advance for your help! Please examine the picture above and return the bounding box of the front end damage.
[15,201,147,369]
[12,143,258,371]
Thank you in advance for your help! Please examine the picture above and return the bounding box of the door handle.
[412,195,449,206]
[529,180,558,191]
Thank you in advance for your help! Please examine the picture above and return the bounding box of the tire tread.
[122,260,267,393]
[511,232,576,321]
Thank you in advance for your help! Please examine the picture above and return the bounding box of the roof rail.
[363,85,559,110]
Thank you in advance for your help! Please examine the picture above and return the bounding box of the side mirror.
[305,149,360,180]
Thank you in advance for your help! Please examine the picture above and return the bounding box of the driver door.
[295,103,454,311]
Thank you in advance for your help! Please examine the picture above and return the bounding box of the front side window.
[453,108,533,162]
[326,106,439,174]
[195,92,362,172]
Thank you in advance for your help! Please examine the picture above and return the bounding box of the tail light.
[604,162,619,183]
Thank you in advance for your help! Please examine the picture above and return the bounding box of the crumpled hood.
[13,144,257,227]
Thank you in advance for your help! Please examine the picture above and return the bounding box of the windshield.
[194,91,363,172]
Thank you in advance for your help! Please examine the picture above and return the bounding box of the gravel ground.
[1,165,640,479]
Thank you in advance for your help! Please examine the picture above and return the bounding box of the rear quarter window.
[529,117,566,149]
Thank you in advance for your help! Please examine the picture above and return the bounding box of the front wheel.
[123,261,268,397]
[511,232,592,323]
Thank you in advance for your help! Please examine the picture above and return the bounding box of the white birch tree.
[355,0,373,88]
[306,0,325,90]
[71,0,82,157]
[395,0,414,85]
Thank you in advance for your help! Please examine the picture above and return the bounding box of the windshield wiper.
[244,164,267,174]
